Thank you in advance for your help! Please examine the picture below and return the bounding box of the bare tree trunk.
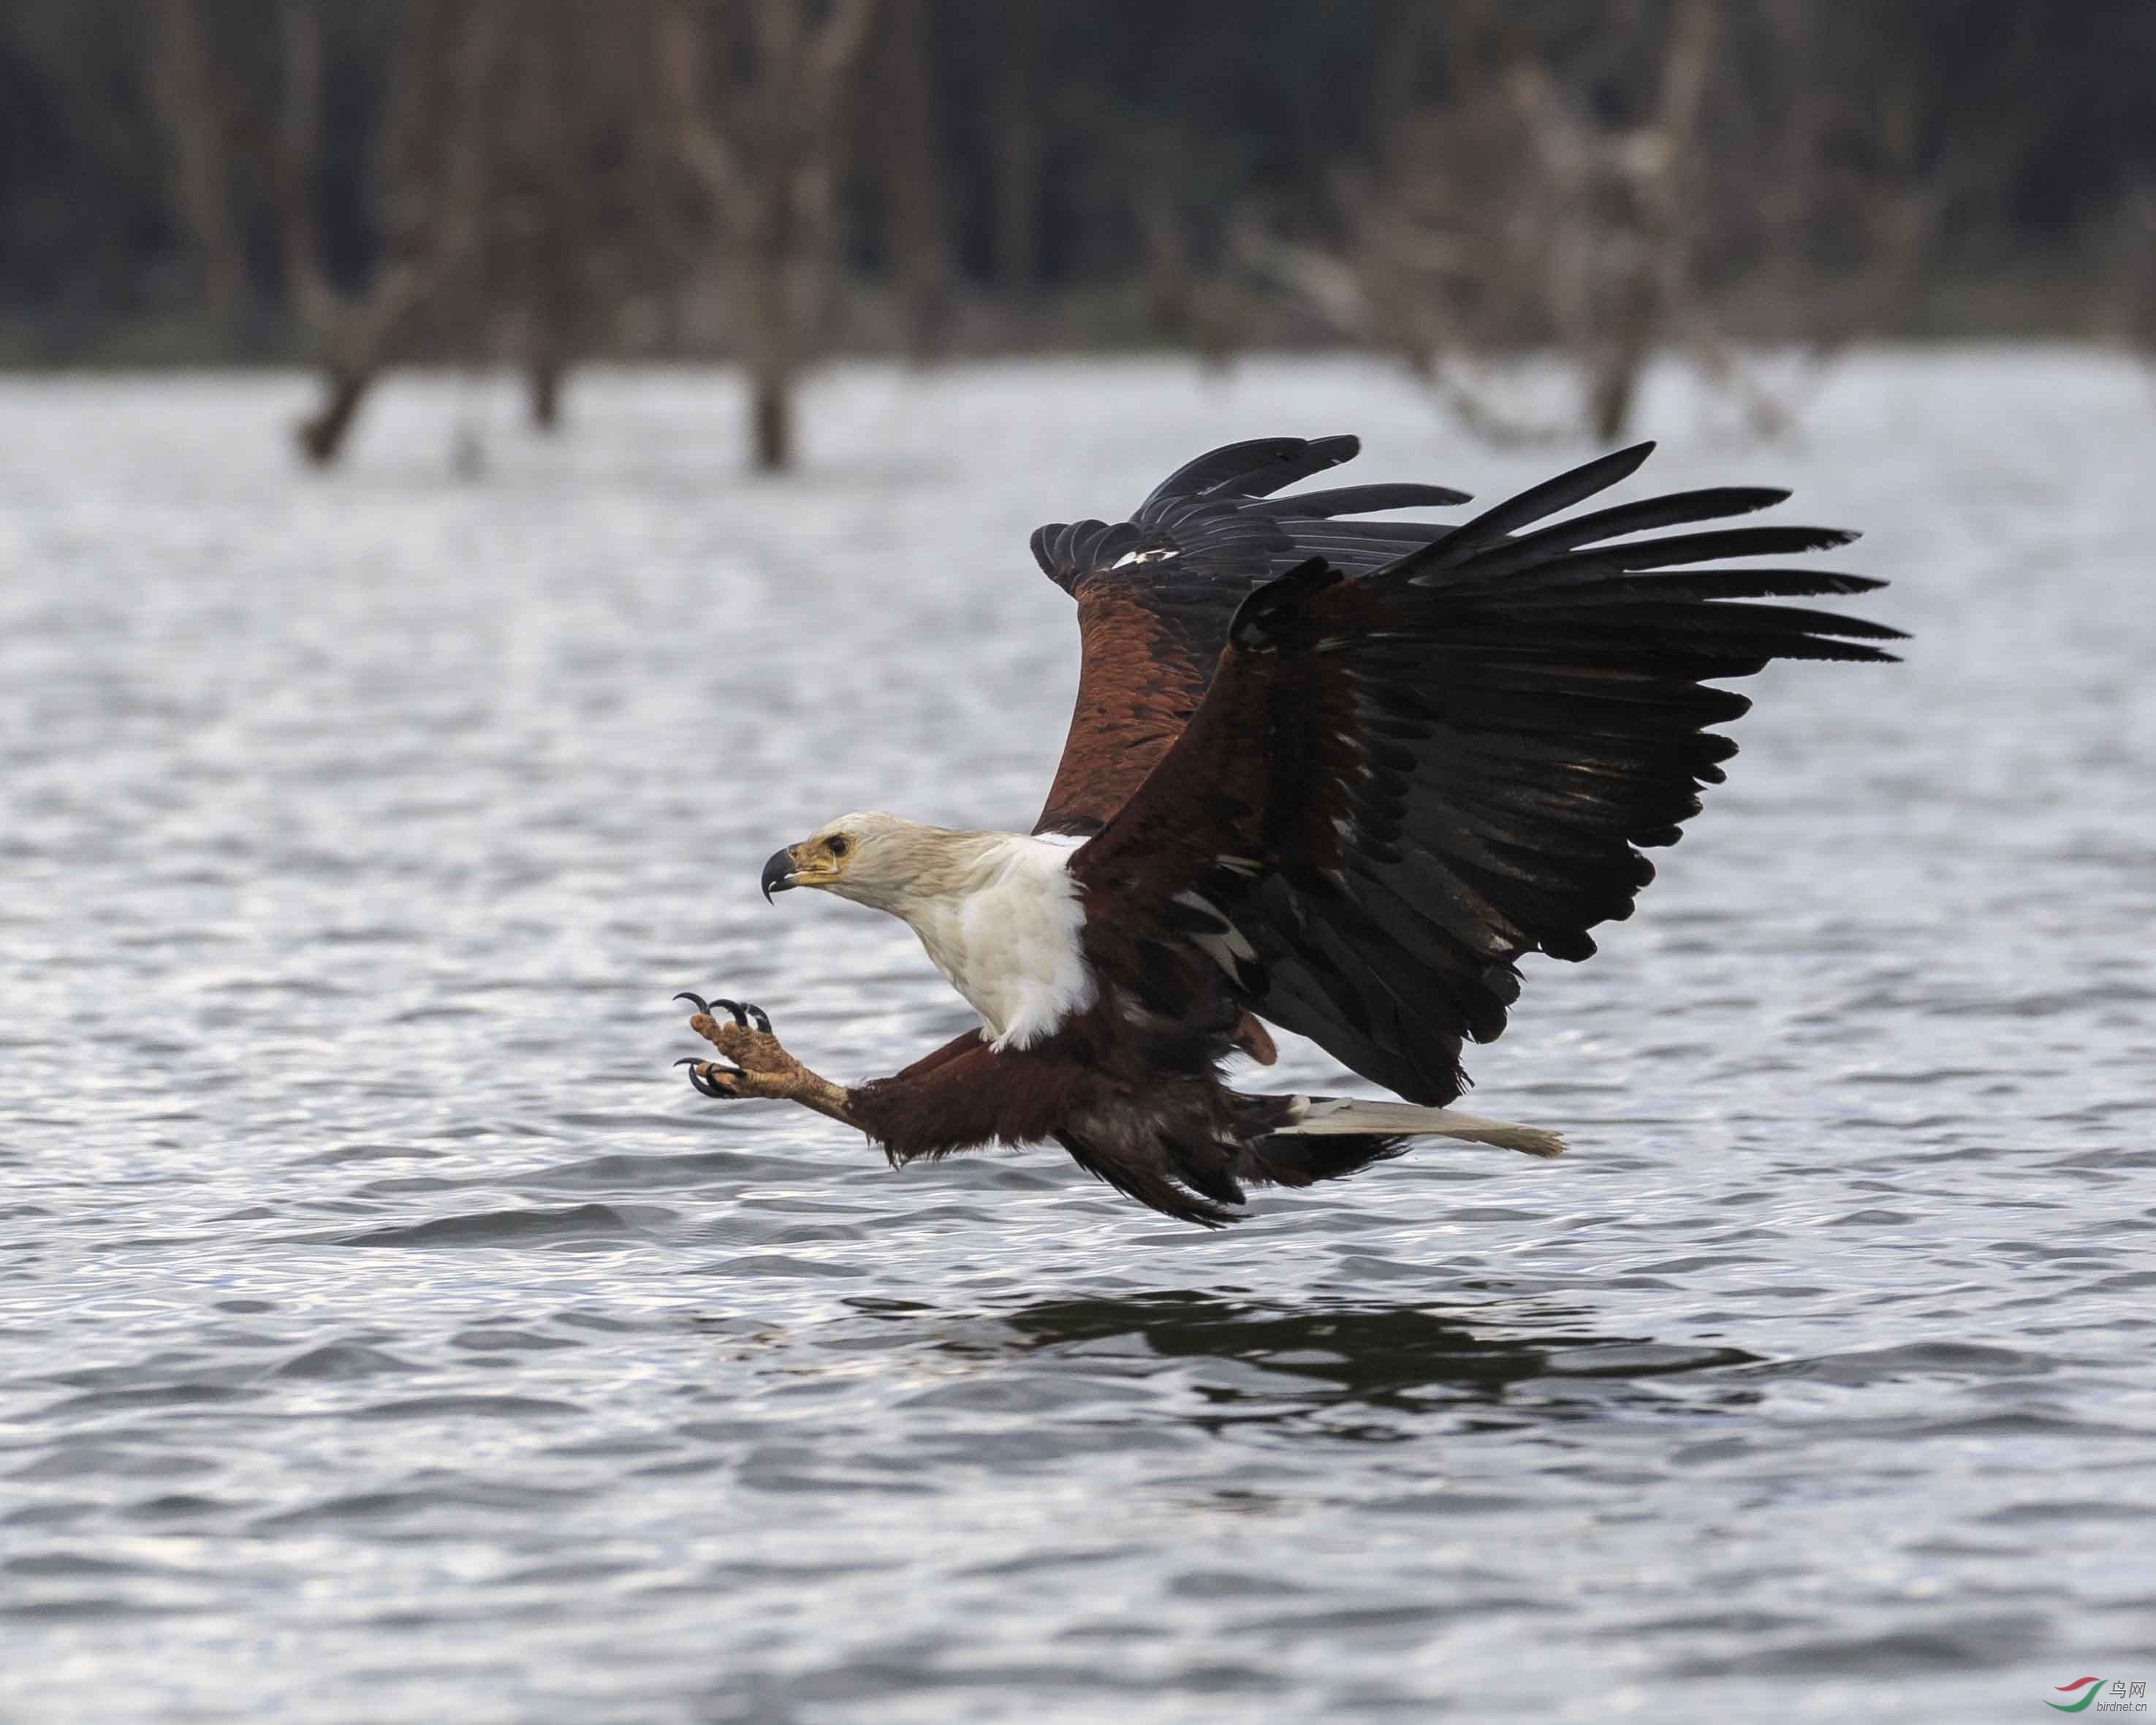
[877,0,950,357]
[1508,0,1716,440]
[990,5,1041,292]
[274,0,334,333]
[510,0,591,433]
[751,371,790,471]
[148,0,247,325]
[528,360,564,430]
[278,0,503,464]
[658,0,876,472]
[740,211,800,468]
[1607,0,1715,439]
[2119,186,2156,363]
[299,369,372,464]
[1589,294,1649,441]
[1136,183,1194,343]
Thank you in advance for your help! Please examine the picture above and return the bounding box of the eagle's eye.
[827,835,849,858]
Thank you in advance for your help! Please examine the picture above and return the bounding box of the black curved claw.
[676,1057,740,1100]
[674,991,711,1015]
[744,1003,770,1034]
[710,998,748,1026]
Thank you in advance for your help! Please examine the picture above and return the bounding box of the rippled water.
[3,352,2153,1722]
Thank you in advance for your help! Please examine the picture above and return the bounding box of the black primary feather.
[1032,434,1473,605]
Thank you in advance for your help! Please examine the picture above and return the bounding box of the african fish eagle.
[676,436,1899,1225]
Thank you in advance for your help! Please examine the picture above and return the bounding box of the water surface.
[2,353,2152,1722]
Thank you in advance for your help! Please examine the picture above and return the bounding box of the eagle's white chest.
[903,835,1096,1050]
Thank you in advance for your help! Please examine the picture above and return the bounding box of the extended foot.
[672,993,855,1124]
[673,991,786,1093]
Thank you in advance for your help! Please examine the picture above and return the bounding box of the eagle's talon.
[745,1003,771,1033]
[712,998,750,1026]
[673,991,711,1015]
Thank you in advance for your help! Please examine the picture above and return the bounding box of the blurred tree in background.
[658,0,879,470]
[2,0,2152,466]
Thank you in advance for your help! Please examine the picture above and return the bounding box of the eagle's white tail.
[1280,1096,1566,1159]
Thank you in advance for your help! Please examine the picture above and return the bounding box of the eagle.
[676,435,1899,1225]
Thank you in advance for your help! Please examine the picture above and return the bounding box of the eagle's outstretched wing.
[1066,442,1902,1104]
[1029,436,1470,835]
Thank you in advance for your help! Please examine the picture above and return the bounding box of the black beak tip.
[759,848,795,903]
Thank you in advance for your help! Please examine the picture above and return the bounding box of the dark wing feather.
[1030,436,1472,835]
[1068,448,1901,1105]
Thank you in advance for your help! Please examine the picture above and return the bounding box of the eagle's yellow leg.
[678,998,856,1126]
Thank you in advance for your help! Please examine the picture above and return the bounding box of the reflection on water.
[865,1291,1769,1448]
[3,357,2154,1722]
[988,1291,1753,1396]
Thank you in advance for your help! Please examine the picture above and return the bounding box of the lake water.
[2,352,2152,1723]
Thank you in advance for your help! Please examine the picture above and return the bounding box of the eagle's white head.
[762,811,1001,919]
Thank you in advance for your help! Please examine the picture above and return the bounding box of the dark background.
[4,1,2152,460]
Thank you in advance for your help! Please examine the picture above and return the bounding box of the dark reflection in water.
[993,1293,1593,1400]
[848,1290,1763,1432]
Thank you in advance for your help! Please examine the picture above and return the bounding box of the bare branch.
[274,0,337,332]
[657,1,751,217]
[802,0,878,115]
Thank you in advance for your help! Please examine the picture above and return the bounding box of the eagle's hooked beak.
[760,847,798,902]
